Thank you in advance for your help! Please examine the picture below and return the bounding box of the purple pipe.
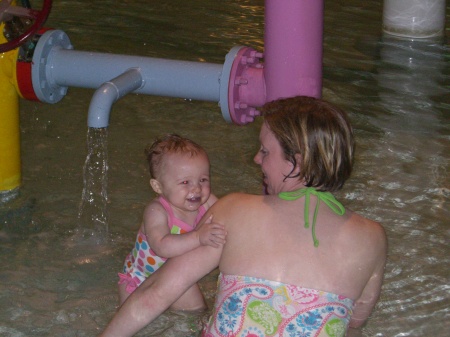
[264,0,324,101]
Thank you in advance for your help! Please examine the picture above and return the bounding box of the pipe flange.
[31,29,73,103]
[220,46,264,125]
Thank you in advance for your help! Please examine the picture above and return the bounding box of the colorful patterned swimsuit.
[202,273,354,337]
[118,196,207,294]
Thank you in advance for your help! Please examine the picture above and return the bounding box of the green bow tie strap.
[278,187,345,247]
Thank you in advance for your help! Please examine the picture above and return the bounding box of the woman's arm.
[349,223,388,328]
[100,243,222,337]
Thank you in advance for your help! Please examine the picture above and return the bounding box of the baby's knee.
[170,288,207,311]
[169,301,207,312]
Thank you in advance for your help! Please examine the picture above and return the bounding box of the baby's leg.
[169,283,207,311]
[118,282,131,306]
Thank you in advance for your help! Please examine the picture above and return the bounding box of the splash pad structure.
[0,0,325,204]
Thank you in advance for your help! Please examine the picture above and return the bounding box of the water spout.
[87,68,143,128]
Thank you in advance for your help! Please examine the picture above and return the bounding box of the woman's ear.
[293,153,302,175]
[150,179,162,194]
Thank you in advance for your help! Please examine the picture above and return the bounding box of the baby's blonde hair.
[145,134,207,179]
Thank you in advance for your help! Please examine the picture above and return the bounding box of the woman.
[100,96,387,337]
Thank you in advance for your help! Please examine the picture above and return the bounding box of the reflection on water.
[0,0,448,336]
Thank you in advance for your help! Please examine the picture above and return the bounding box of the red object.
[16,60,38,101]
[15,28,54,101]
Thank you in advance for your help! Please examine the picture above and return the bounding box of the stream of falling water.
[77,127,109,243]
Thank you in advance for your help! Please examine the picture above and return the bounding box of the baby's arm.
[195,214,226,247]
[195,193,226,247]
[143,200,225,258]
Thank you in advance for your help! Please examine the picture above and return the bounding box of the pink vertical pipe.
[264,0,324,101]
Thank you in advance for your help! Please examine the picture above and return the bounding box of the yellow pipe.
[0,19,21,193]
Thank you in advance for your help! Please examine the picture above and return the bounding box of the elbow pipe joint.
[87,68,143,128]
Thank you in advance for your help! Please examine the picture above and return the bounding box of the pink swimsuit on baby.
[118,196,207,293]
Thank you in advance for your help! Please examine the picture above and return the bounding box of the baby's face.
[156,152,211,212]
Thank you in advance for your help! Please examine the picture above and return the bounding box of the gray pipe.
[87,68,144,128]
[32,30,223,104]
[52,49,222,101]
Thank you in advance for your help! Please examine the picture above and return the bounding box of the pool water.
[0,0,448,336]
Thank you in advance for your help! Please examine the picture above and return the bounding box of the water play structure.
[1,0,324,202]
[0,0,446,201]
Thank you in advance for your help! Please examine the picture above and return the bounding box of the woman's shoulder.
[345,211,387,254]
[348,211,385,235]
[215,192,265,205]
[210,192,267,217]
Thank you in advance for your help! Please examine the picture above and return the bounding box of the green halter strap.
[278,187,345,247]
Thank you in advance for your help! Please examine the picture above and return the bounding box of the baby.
[118,134,225,310]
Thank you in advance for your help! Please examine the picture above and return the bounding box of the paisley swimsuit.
[202,273,354,337]
[118,196,207,293]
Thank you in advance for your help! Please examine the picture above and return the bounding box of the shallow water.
[0,0,449,336]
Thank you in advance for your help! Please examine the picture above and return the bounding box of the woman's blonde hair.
[262,96,354,192]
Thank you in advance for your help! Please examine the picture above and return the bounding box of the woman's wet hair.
[145,134,207,179]
[262,96,355,192]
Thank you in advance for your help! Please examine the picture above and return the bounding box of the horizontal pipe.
[51,49,222,101]
[31,31,223,104]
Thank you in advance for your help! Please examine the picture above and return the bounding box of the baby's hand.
[196,215,227,248]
